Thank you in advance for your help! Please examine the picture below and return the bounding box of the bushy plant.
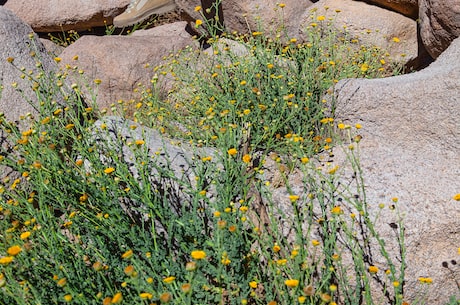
[134,6,401,157]
[0,5,440,305]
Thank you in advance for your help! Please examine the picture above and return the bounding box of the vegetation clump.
[1,3,450,305]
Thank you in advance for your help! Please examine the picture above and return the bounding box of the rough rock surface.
[0,6,69,181]
[358,0,418,19]
[58,22,198,111]
[176,0,313,38]
[0,7,60,121]
[330,37,460,303]
[92,116,204,180]
[301,0,418,65]
[4,0,129,32]
[419,0,460,58]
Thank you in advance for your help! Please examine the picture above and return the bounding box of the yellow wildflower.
[276,259,287,266]
[163,276,175,284]
[103,297,112,305]
[140,292,153,299]
[419,277,433,284]
[320,117,334,124]
[201,156,212,162]
[111,292,123,304]
[317,15,326,21]
[453,193,460,201]
[328,165,339,175]
[104,167,115,174]
[121,249,133,259]
[57,278,67,287]
[368,266,379,273]
[227,148,238,156]
[124,265,137,277]
[221,257,231,265]
[191,250,206,260]
[0,256,14,265]
[195,19,203,27]
[63,294,72,302]
[289,195,300,203]
[20,231,31,240]
[7,245,22,256]
[249,281,257,289]
[41,116,51,124]
[284,279,299,288]
[331,206,342,215]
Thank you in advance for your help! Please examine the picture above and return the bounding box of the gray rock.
[0,7,71,182]
[330,36,460,303]
[300,0,418,66]
[4,0,130,32]
[88,116,215,229]
[0,7,60,122]
[58,22,198,112]
[91,116,205,181]
[176,0,313,38]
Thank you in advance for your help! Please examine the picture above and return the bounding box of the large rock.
[357,0,418,19]
[176,0,313,38]
[419,0,460,58]
[0,6,70,181]
[4,0,130,32]
[0,7,60,121]
[300,0,418,66]
[330,37,460,303]
[58,22,198,111]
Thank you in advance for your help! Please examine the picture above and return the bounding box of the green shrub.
[134,7,401,157]
[0,7,424,305]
